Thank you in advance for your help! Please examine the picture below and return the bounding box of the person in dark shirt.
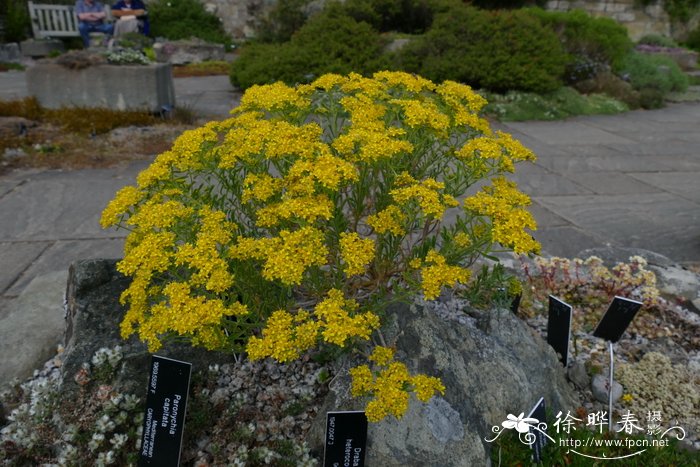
[111,0,150,38]
[75,0,114,48]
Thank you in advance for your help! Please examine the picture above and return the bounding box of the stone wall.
[546,0,699,41]
[202,0,276,40]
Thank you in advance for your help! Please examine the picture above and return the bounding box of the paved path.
[0,70,699,383]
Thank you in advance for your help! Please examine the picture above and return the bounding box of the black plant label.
[547,295,572,367]
[323,411,368,467]
[138,355,192,467]
[593,296,643,343]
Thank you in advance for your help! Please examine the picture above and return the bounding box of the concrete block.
[26,63,176,113]
[0,43,21,63]
[20,39,64,58]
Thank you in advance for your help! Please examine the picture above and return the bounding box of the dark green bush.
[2,0,31,42]
[341,0,444,33]
[528,8,632,71]
[686,25,700,51]
[231,8,385,89]
[470,0,545,8]
[256,0,311,43]
[149,0,230,44]
[392,7,568,93]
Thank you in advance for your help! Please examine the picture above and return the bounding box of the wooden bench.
[27,1,112,39]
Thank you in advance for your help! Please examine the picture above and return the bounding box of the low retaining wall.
[26,63,175,112]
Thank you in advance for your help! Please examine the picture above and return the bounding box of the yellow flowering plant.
[101,71,540,421]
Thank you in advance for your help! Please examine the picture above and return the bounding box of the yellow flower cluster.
[416,250,471,300]
[390,174,459,218]
[464,177,541,254]
[229,226,328,285]
[101,71,539,423]
[339,232,375,276]
[366,205,405,236]
[350,346,445,422]
[247,289,380,361]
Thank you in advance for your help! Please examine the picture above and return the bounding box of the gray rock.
[384,38,411,54]
[308,303,580,466]
[648,264,700,300]
[591,373,623,404]
[567,361,590,390]
[153,39,226,65]
[60,259,237,398]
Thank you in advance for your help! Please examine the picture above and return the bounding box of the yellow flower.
[390,177,455,219]
[390,98,450,132]
[350,365,373,396]
[339,232,375,276]
[419,250,471,300]
[369,346,394,366]
[100,185,143,228]
[366,205,405,236]
[411,374,446,402]
[238,82,310,113]
[314,289,380,346]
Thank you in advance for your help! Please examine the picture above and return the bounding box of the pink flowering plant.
[101,71,540,421]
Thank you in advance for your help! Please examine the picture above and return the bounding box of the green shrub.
[255,0,311,43]
[528,8,632,71]
[392,7,568,93]
[2,0,30,42]
[619,52,689,109]
[686,25,700,51]
[620,52,689,93]
[231,8,385,89]
[341,0,445,33]
[638,33,679,48]
[149,0,230,45]
[483,87,628,121]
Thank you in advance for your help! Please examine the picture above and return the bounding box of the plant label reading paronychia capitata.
[528,397,547,464]
[592,296,643,343]
[547,295,572,367]
[323,411,368,467]
[138,355,192,467]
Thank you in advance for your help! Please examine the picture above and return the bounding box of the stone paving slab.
[0,241,51,294]
[628,172,700,203]
[562,172,663,195]
[535,193,700,262]
[508,163,594,196]
[501,120,638,146]
[0,167,138,241]
[534,153,677,173]
[529,202,570,228]
[4,238,124,296]
[533,225,610,258]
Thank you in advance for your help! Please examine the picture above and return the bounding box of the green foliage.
[114,31,155,51]
[620,52,689,105]
[341,0,442,33]
[638,33,679,48]
[255,0,311,43]
[470,0,545,8]
[231,9,385,89]
[149,0,230,44]
[0,62,26,71]
[686,24,700,51]
[1,0,31,42]
[528,8,633,72]
[392,7,568,93]
[483,86,628,121]
[496,422,699,466]
[106,49,151,65]
[461,263,521,310]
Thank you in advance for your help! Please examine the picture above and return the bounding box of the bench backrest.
[28,2,79,38]
[27,2,113,38]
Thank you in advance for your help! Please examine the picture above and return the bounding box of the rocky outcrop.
[153,38,226,65]
[60,259,236,398]
[308,301,580,466]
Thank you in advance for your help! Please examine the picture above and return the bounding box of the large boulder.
[60,259,236,398]
[308,301,580,466]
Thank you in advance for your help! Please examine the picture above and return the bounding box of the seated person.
[75,0,114,48]
[111,0,150,38]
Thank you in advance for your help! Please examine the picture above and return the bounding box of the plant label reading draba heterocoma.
[101,71,540,422]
